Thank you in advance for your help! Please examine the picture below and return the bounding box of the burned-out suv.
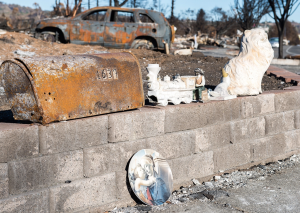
[35,7,175,50]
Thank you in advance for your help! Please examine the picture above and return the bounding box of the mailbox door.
[1,60,41,122]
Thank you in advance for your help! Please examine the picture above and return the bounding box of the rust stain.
[62,63,68,70]
[113,23,125,27]
[1,53,144,124]
[171,25,175,43]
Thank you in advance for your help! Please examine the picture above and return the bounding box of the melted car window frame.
[110,10,135,23]
[82,10,107,22]
[138,13,154,23]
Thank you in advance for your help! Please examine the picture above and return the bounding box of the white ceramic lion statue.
[213,28,274,97]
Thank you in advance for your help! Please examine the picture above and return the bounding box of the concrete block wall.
[0,89,300,212]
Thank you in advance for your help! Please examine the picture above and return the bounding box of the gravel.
[110,154,300,213]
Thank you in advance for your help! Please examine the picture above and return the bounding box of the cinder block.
[204,101,226,125]
[195,123,231,152]
[295,110,300,129]
[265,111,294,135]
[84,140,149,178]
[170,151,214,185]
[0,163,8,199]
[230,116,265,142]
[214,143,251,172]
[240,93,275,118]
[0,189,49,213]
[147,130,196,159]
[50,173,117,212]
[223,98,242,122]
[164,101,228,133]
[108,107,165,142]
[284,130,300,152]
[274,90,300,112]
[8,150,83,195]
[0,124,39,162]
[39,115,108,154]
[115,171,134,202]
[251,134,286,161]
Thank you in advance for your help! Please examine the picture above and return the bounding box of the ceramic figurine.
[226,28,273,96]
[147,64,196,106]
[193,68,205,101]
[128,149,173,206]
[210,28,273,100]
[209,68,236,100]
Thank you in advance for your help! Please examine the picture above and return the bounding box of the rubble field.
[0,32,294,101]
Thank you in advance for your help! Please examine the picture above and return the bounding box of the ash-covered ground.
[110,154,300,213]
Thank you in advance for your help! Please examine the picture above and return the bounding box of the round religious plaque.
[128,149,173,205]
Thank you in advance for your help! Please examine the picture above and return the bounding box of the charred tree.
[152,0,158,10]
[234,0,270,31]
[170,0,175,23]
[72,0,82,16]
[132,0,137,7]
[114,0,129,7]
[66,0,70,16]
[78,0,82,13]
[211,7,232,38]
[268,0,300,58]
[193,9,207,34]
[269,20,300,45]
[130,0,147,8]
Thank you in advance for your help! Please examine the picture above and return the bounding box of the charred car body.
[35,7,175,50]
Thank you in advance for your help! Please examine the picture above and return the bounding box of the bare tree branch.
[113,0,129,7]
[268,0,300,58]
[233,0,270,31]
[290,0,300,14]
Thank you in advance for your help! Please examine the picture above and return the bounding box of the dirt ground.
[0,32,107,61]
[0,32,294,101]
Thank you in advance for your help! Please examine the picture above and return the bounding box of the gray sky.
[2,0,300,22]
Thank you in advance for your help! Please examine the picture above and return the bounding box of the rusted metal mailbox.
[0,52,144,124]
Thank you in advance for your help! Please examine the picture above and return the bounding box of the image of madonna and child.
[132,155,171,206]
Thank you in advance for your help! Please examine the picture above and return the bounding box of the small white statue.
[210,28,274,99]
[194,34,198,49]
[209,68,236,100]
[147,64,195,106]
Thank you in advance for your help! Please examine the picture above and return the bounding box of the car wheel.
[46,34,55,42]
[131,39,154,50]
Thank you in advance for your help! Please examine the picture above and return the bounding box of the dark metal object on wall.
[0,52,144,124]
